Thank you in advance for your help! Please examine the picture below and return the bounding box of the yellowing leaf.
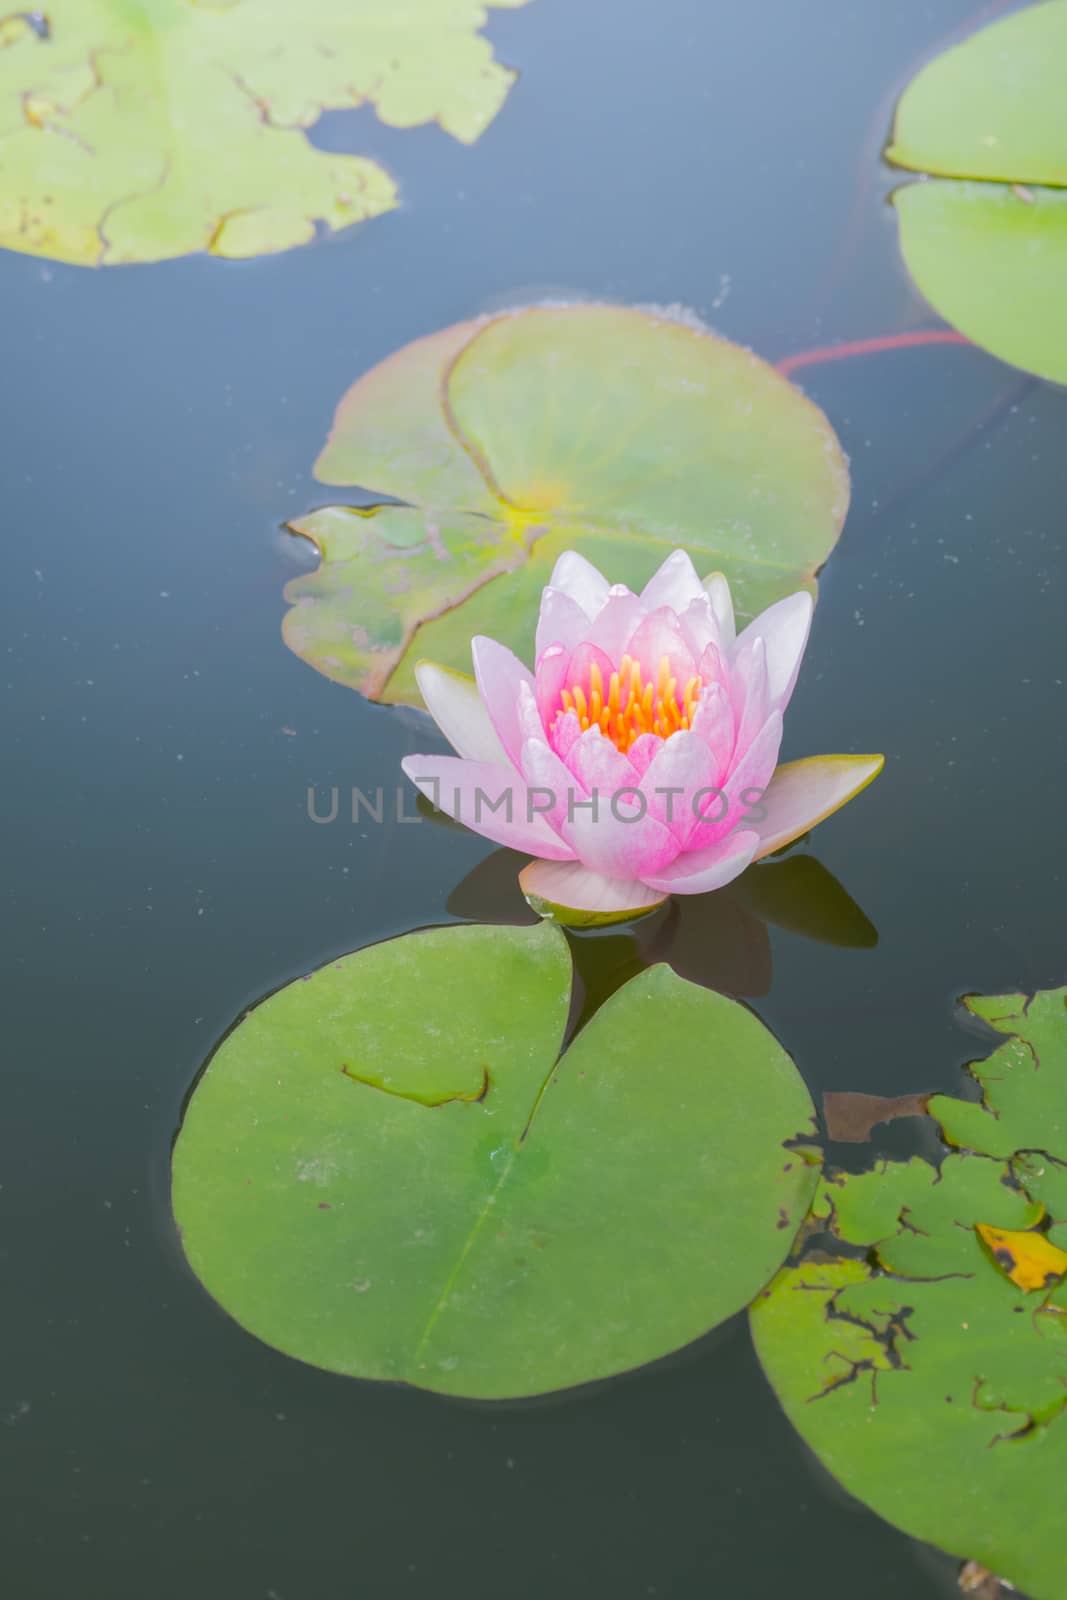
[0,0,530,266]
[976,1223,1067,1292]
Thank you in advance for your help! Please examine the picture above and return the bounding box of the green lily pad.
[751,985,1067,1600]
[172,922,820,1399]
[284,304,850,706]
[886,1,1067,384]
[0,0,527,266]
[930,987,1067,1172]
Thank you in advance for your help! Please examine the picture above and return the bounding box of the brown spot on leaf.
[823,1090,931,1143]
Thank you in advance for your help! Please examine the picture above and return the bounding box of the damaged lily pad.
[0,0,528,266]
[172,921,819,1399]
[751,986,1067,1600]
[887,1,1067,384]
[283,304,850,706]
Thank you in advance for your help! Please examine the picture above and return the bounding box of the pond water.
[4,0,1065,1594]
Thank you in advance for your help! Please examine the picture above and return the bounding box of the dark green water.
[4,0,1065,1594]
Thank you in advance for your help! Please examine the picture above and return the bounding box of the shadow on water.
[448,844,878,1016]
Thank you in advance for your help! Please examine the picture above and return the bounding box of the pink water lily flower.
[402,550,882,919]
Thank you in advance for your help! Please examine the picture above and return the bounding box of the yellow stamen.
[551,651,703,755]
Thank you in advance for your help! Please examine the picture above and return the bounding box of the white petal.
[471,635,536,769]
[703,572,736,653]
[584,588,646,663]
[535,588,589,660]
[546,551,611,617]
[518,859,666,922]
[677,594,719,659]
[517,679,547,745]
[729,635,769,756]
[640,549,705,613]
[735,590,813,712]
[753,754,884,859]
[414,662,509,765]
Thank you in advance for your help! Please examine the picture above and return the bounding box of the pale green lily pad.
[886,0,1067,385]
[172,922,820,1399]
[751,985,1067,1600]
[284,304,850,706]
[0,0,528,266]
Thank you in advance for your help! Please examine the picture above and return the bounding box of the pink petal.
[413,662,508,765]
[551,709,583,760]
[565,640,618,701]
[689,682,735,782]
[752,754,884,859]
[677,594,720,660]
[704,572,736,653]
[517,680,547,745]
[520,736,583,836]
[546,551,610,617]
[638,729,720,842]
[627,732,664,778]
[584,588,647,664]
[401,756,575,859]
[735,591,813,712]
[639,549,705,613]
[535,589,589,660]
[688,710,784,851]
[559,780,679,880]
[566,725,636,791]
[695,639,728,688]
[535,641,572,724]
[624,607,697,684]
[518,859,667,919]
[471,636,535,769]
[643,829,760,894]
[730,636,769,758]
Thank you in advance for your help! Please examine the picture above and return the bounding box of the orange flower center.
[555,653,703,754]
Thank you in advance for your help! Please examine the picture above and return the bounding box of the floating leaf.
[172,922,819,1399]
[0,0,528,266]
[752,985,1067,1600]
[284,305,850,706]
[887,1,1067,384]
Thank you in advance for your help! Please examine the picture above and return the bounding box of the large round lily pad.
[283,304,850,706]
[751,986,1067,1600]
[0,0,528,266]
[886,1,1067,385]
[172,922,820,1399]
